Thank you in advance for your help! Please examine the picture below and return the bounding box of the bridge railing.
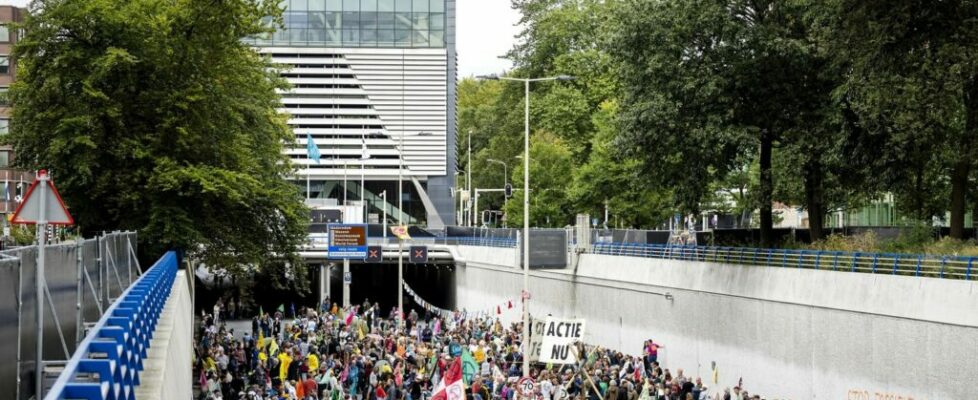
[44,251,178,400]
[589,243,975,280]
[444,236,518,248]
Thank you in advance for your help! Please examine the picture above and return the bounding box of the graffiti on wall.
[847,389,918,400]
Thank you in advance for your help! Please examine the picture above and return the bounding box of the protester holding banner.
[193,300,764,400]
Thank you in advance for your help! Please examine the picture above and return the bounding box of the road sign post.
[11,170,74,400]
[326,224,367,310]
[391,226,411,331]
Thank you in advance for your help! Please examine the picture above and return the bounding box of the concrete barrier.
[452,246,978,399]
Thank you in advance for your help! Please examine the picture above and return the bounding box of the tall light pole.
[396,131,430,332]
[467,129,473,227]
[477,73,574,377]
[487,158,508,223]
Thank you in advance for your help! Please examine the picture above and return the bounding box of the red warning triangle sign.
[10,170,74,225]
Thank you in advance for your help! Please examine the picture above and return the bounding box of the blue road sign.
[328,223,368,259]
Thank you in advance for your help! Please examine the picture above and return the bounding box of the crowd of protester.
[194,299,767,400]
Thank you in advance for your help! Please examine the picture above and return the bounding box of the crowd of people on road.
[194,300,767,400]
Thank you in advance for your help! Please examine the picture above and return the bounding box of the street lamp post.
[396,131,430,332]
[477,73,574,377]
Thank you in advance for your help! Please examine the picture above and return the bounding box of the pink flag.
[198,369,207,388]
[433,319,442,335]
[345,308,356,325]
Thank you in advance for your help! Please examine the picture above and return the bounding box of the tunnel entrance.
[193,261,457,319]
[326,261,456,316]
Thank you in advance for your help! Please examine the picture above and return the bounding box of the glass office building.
[251,0,456,227]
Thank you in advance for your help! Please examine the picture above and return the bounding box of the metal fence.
[589,243,975,280]
[44,251,176,400]
[0,231,139,400]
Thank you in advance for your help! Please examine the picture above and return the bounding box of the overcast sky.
[3,0,518,77]
[455,0,519,78]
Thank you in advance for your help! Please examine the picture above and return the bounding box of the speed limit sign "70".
[517,377,535,397]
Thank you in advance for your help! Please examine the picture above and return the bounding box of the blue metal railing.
[588,243,975,280]
[450,237,518,248]
[45,251,178,400]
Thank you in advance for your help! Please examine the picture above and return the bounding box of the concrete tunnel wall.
[449,245,978,400]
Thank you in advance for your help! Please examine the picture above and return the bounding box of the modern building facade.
[250,0,457,227]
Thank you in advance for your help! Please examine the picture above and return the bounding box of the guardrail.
[44,251,178,400]
[589,243,975,280]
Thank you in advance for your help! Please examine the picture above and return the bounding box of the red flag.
[432,357,465,400]
[496,306,501,315]
[507,301,513,309]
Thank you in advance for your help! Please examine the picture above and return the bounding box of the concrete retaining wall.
[452,246,978,399]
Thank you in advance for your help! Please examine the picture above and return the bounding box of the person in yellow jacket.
[278,350,293,382]
[307,351,320,372]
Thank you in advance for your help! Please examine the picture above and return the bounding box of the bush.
[808,232,880,253]
[805,225,978,257]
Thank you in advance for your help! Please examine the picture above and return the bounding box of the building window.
[0,151,9,167]
[0,119,8,135]
[0,56,9,74]
[0,87,7,105]
[0,25,9,42]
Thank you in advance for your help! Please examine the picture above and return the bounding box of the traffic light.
[504,183,513,198]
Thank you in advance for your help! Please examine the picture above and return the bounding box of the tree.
[610,0,837,245]
[459,0,624,227]
[819,0,978,238]
[7,0,308,283]
[569,100,672,228]
[504,132,575,227]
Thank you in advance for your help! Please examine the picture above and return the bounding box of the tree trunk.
[759,131,774,247]
[804,156,825,242]
[953,75,978,239]
[949,159,969,239]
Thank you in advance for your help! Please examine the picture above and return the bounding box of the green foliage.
[7,0,308,286]
[568,100,672,228]
[807,227,978,257]
[471,0,978,240]
[504,132,575,227]
[816,0,978,235]
[11,224,35,246]
[608,0,843,244]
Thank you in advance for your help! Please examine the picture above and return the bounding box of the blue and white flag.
[306,134,321,164]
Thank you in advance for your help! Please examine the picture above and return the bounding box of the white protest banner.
[539,317,586,364]
[527,317,547,362]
